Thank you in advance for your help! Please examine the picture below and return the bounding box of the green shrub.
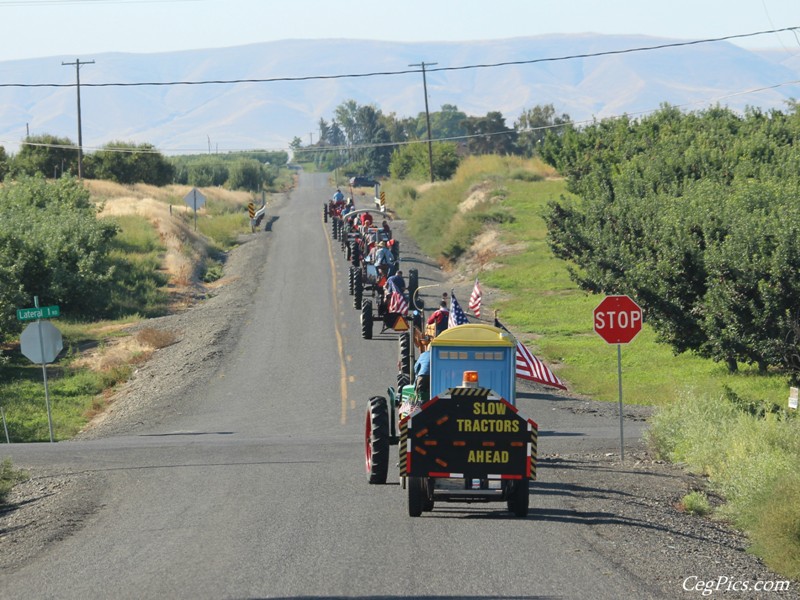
[681,491,711,516]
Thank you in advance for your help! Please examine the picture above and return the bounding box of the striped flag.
[448,291,470,328]
[494,317,566,390]
[388,290,408,315]
[469,278,482,317]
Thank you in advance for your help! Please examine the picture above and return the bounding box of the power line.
[6,74,800,156]
[0,26,797,89]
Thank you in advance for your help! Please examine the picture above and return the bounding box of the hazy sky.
[1,0,798,63]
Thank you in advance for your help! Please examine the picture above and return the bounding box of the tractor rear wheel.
[361,299,373,339]
[332,218,338,239]
[408,268,419,306]
[348,266,356,295]
[397,371,410,390]
[350,241,360,266]
[507,479,530,517]
[323,204,328,223]
[408,476,425,517]
[365,396,390,484]
[353,270,363,309]
[398,332,411,377]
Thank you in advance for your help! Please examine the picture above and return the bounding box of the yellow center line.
[323,215,350,424]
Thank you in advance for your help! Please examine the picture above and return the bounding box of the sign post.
[593,295,643,461]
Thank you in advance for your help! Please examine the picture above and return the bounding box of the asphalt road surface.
[1,172,664,600]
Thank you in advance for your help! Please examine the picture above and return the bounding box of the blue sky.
[1,0,798,62]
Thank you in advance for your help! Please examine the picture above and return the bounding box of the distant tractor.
[365,323,538,517]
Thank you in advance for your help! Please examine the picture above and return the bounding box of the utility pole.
[409,61,437,183]
[62,58,94,179]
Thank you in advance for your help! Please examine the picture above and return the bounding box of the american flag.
[388,290,408,315]
[494,317,566,390]
[448,291,470,328]
[469,278,482,317]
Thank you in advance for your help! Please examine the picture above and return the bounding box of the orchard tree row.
[0,136,288,192]
[541,103,800,381]
[291,102,569,179]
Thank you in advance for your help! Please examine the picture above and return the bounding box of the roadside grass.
[0,459,28,504]
[389,154,800,578]
[679,491,711,516]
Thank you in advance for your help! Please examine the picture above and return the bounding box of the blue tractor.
[365,323,538,517]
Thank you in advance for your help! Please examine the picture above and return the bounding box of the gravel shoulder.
[1,196,798,597]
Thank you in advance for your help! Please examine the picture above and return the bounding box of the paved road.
[1,173,655,600]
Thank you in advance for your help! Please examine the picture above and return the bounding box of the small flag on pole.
[494,317,566,390]
[469,278,482,317]
[448,291,470,328]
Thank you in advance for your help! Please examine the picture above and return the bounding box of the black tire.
[398,332,411,377]
[354,270,363,309]
[397,371,410,390]
[413,297,425,331]
[365,396,390,484]
[332,218,338,240]
[423,478,435,512]
[408,476,426,516]
[348,266,356,295]
[507,479,530,517]
[361,299,373,339]
[345,241,352,261]
[323,204,328,223]
[350,242,360,267]
[408,269,419,307]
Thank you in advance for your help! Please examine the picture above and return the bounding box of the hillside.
[1,35,799,155]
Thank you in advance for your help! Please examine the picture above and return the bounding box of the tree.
[461,111,516,155]
[0,175,118,341]
[390,142,460,181]
[515,104,571,157]
[85,141,174,185]
[12,134,76,178]
[0,146,8,180]
[542,104,800,376]
[226,159,264,192]
[416,104,468,140]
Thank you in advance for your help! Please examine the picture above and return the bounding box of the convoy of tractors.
[326,184,538,518]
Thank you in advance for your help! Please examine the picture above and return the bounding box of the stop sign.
[20,321,63,364]
[593,295,643,344]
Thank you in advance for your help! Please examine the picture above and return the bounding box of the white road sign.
[20,321,63,364]
[183,188,206,210]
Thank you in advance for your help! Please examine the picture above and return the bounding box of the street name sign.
[17,305,60,321]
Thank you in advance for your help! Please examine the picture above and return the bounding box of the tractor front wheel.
[408,476,426,517]
[365,396,390,484]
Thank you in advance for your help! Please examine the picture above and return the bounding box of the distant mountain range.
[0,35,798,155]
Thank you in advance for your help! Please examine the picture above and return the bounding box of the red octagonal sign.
[594,295,643,344]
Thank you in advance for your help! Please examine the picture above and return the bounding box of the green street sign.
[16,305,60,321]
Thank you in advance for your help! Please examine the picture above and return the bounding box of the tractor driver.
[374,241,396,277]
[414,348,431,402]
